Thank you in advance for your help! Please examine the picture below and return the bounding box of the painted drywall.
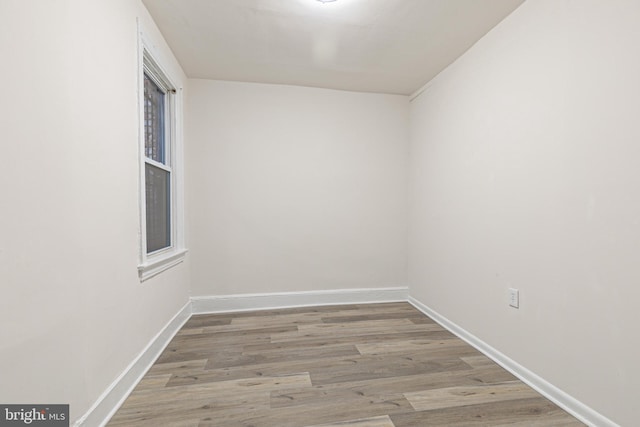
[0,1,190,424]
[187,80,408,296]
[408,0,639,425]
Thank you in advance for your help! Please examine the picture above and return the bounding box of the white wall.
[408,1,639,425]
[0,1,190,424]
[187,80,408,297]
[4,0,636,425]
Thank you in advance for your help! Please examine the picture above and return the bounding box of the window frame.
[137,27,187,281]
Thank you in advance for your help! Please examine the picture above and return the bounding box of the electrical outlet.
[508,288,519,308]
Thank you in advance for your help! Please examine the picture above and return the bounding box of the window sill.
[138,248,188,282]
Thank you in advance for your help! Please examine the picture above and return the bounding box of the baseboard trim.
[74,301,192,427]
[408,296,619,427]
[191,287,409,314]
[74,290,615,427]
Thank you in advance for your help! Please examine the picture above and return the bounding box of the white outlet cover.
[508,288,519,308]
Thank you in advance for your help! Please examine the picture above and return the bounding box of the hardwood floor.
[108,303,583,427]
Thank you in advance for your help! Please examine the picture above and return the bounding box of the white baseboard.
[74,301,192,427]
[408,296,619,427]
[74,288,405,426]
[74,290,615,427]
[191,287,409,314]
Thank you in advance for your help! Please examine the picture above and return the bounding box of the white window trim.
[137,23,187,281]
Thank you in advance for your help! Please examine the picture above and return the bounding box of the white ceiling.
[142,0,525,95]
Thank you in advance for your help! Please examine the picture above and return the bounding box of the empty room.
[1,0,637,426]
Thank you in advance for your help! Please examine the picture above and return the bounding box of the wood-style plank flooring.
[108,303,583,426]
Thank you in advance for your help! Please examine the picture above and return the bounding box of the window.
[138,39,186,281]
[144,70,171,253]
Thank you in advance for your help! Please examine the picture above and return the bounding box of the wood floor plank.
[270,365,517,409]
[460,354,496,368]
[270,321,450,344]
[267,329,457,349]
[173,325,299,342]
[404,381,540,411]
[146,359,208,375]
[356,337,470,356]
[109,384,272,425]
[193,304,363,323]
[110,418,201,427]
[308,352,473,386]
[182,316,232,329]
[204,343,360,370]
[113,373,311,417]
[493,419,585,427]
[108,302,583,427]
[320,309,433,325]
[390,397,582,427]
[303,415,396,427]
[197,396,412,427]
[109,374,312,426]
[175,327,205,336]
[167,353,359,387]
[133,374,171,391]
